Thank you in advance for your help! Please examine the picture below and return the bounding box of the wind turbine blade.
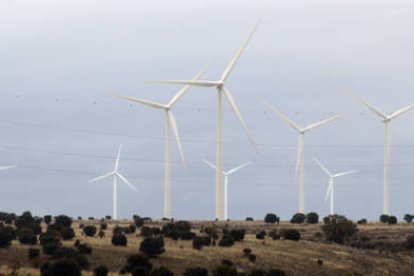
[223,87,258,153]
[115,144,122,171]
[303,114,341,132]
[202,159,217,171]
[227,162,251,175]
[355,96,387,120]
[313,158,333,177]
[0,165,17,171]
[325,182,332,202]
[116,172,137,192]
[389,103,414,119]
[167,111,186,166]
[261,100,302,132]
[334,170,358,177]
[111,94,166,109]
[148,80,219,87]
[168,61,213,107]
[89,171,114,183]
[220,20,261,82]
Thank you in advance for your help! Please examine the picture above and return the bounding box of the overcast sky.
[1,0,414,220]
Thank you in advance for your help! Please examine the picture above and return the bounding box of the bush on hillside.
[281,229,301,241]
[404,214,413,223]
[184,267,208,276]
[112,234,127,246]
[139,237,165,258]
[264,213,279,224]
[321,215,358,244]
[290,213,306,224]
[306,212,319,224]
[40,258,81,276]
[83,225,97,237]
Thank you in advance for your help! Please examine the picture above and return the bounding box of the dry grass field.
[1,220,414,275]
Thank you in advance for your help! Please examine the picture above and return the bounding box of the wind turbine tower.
[314,158,357,215]
[112,63,209,219]
[89,144,137,220]
[151,21,261,220]
[263,100,340,213]
[203,159,250,220]
[354,95,414,215]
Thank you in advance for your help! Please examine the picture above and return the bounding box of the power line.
[1,117,414,149]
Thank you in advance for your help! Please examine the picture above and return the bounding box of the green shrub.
[123,254,152,274]
[282,229,300,241]
[290,213,306,224]
[268,229,281,240]
[228,229,245,242]
[357,219,367,225]
[17,228,37,245]
[83,225,97,237]
[388,216,397,225]
[52,247,89,269]
[139,237,165,258]
[379,214,389,223]
[264,213,279,224]
[192,236,211,250]
[321,215,358,244]
[112,234,127,246]
[255,230,266,240]
[60,227,75,240]
[404,214,413,223]
[306,212,319,224]
[40,258,81,276]
[218,235,235,247]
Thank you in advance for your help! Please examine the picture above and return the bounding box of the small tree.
[255,230,266,240]
[218,235,235,247]
[388,216,397,225]
[17,228,37,245]
[40,258,81,276]
[264,213,279,224]
[290,213,306,224]
[281,229,301,241]
[306,212,319,224]
[228,229,245,242]
[61,227,75,240]
[379,214,389,223]
[321,215,358,244]
[83,225,97,237]
[112,234,127,246]
[404,214,413,224]
[123,254,152,274]
[139,237,165,258]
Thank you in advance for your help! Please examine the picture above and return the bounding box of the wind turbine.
[354,95,414,215]
[262,101,340,213]
[314,158,357,215]
[203,159,250,220]
[89,144,136,220]
[111,63,210,219]
[150,21,261,220]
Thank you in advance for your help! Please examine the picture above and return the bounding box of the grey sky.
[1,0,414,220]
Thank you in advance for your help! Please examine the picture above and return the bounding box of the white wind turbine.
[150,21,261,220]
[203,159,250,220]
[111,64,210,219]
[263,101,340,213]
[314,158,357,215]
[89,144,137,220]
[0,165,17,172]
[354,95,414,215]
